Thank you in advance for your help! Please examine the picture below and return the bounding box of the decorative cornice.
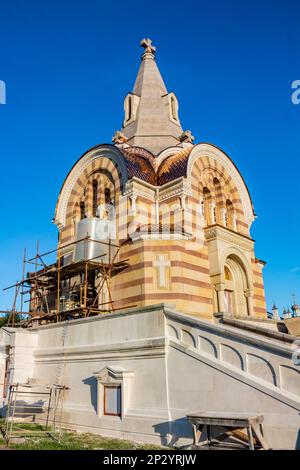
[158,187,186,202]
[204,225,254,251]
[124,179,156,201]
[34,337,166,363]
[94,366,134,383]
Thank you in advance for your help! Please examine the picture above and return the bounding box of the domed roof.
[120,146,156,185]
[119,145,192,186]
[157,148,191,185]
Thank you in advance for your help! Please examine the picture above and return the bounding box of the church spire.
[118,39,183,155]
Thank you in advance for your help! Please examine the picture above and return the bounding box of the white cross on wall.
[153,255,171,288]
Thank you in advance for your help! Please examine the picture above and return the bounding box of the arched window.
[226,200,234,229]
[224,266,232,281]
[224,264,234,314]
[200,198,205,218]
[171,96,176,120]
[170,210,175,232]
[213,177,221,196]
[92,180,98,217]
[80,201,85,220]
[212,202,217,224]
[213,177,222,224]
[202,187,211,225]
[105,188,112,205]
[127,96,132,121]
[224,255,250,316]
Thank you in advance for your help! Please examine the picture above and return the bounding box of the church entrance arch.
[223,255,249,316]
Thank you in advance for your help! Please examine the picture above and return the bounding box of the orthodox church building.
[1,40,300,450]
[55,38,266,321]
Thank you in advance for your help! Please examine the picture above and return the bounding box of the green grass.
[0,422,163,450]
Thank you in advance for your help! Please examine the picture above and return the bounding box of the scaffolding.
[1,382,68,445]
[2,236,130,327]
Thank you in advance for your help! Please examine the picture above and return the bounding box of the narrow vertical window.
[203,187,211,225]
[213,177,221,224]
[226,200,234,229]
[212,203,217,224]
[170,96,177,120]
[92,180,98,217]
[200,198,205,217]
[170,210,175,232]
[105,188,111,205]
[127,96,132,121]
[80,201,85,220]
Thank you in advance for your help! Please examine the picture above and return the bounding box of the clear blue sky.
[0,0,299,314]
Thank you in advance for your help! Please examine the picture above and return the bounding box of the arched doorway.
[223,255,249,316]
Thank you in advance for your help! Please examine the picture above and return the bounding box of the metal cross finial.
[140,38,156,55]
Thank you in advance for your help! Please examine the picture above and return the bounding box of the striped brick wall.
[55,148,267,320]
[112,239,214,318]
[59,156,122,246]
[190,156,248,236]
[252,257,267,317]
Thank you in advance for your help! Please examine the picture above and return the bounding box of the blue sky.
[0,0,299,314]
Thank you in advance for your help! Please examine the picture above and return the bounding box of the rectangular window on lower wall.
[104,385,121,416]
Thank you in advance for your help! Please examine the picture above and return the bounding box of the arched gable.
[54,144,128,228]
[186,143,255,229]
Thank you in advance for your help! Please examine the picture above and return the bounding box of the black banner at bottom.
[0,449,293,466]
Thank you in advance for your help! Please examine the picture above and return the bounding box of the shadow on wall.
[82,376,98,413]
[1,400,45,420]
[153,418,193,447]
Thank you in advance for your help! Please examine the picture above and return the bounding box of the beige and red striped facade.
[54,142,267,321]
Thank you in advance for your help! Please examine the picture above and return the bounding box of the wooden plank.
[188,417,254,428]
[250,421,270,450]
[187,411,264,421]
[187,412,263,428]
[192,424,204,445]
[247,424,255,450]
[216,428,258,445]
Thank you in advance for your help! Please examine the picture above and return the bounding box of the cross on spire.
[140,38,156,55]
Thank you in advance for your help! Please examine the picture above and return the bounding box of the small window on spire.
[171,96,177,121]
[127,96,132,122]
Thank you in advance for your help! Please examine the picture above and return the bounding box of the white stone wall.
[1,304,300,449]
[165,309,300,449]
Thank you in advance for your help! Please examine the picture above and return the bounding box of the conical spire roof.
[120,39,183,155]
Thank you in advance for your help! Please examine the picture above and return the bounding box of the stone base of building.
[1,304,299,449]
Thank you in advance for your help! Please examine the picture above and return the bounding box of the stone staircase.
[165,309,300,449]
